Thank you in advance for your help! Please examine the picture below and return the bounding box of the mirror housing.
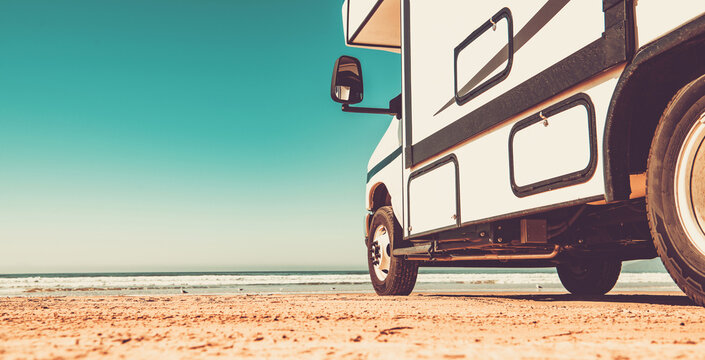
[331,55,363,104]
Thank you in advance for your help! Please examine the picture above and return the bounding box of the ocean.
[0,260,680,297]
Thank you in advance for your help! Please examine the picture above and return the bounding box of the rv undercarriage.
[394,198,656,267]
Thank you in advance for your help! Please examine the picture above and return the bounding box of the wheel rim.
[567,263,589,279]
[370,224,391,281]
[674,112,705,255]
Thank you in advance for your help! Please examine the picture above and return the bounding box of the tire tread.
[557,260,622,295]
[646,74,705,307]
[369,206,418,296]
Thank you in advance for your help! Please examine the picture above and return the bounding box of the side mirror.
[331,55,363,104]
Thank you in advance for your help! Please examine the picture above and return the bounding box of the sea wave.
[0,272,676,295]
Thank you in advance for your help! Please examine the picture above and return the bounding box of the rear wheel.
[556,259,622,295]
[367,206,418,296]
[647,74,705,306]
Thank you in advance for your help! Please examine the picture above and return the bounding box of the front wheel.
[367,206,418,296]
[556,259,622,295]
[647,74,705,306]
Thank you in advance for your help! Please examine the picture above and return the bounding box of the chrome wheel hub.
[674,112,705,255]
[370,225,391,280]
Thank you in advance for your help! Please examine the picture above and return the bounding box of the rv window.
[454,8,513,106]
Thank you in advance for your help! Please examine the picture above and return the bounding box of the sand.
[1,292,705,359]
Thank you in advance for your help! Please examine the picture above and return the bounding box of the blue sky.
[0,0,401,272]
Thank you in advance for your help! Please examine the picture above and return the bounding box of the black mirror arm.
[341,104,397,116]
[340,94,402,118]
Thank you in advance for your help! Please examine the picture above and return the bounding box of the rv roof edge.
[344,0,401,52]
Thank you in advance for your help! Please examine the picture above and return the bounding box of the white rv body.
[366,119,403,222]
[635,1,705,47]
[339,0,705,301]
[358,0,705,236]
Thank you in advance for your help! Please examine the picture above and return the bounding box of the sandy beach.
[1,292,705,359]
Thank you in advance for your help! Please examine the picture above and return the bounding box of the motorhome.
[330,0,705,304]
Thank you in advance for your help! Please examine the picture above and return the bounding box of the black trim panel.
[454,8,514,106]
[604,10,704,202]
[508,93,598,197]
[366,147,402,183]
[406,154,460,236]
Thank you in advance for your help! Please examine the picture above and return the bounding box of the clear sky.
[0,0,401,273]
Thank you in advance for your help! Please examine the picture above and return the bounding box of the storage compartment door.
[509,94,597,197]
[408,157,459,235]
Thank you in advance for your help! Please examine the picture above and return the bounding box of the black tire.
[367,206,418,296]
[556,259,622,295]
[647,74,705,306]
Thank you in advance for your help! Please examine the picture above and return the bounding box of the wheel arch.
[365,182,393,240]
[368,182,392,213]
[604,15,705,201]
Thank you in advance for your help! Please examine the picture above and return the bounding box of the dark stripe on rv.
[413,28,628,166]
[404,1,632,168]
[434,0,570,116]
[366,147,402,183]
